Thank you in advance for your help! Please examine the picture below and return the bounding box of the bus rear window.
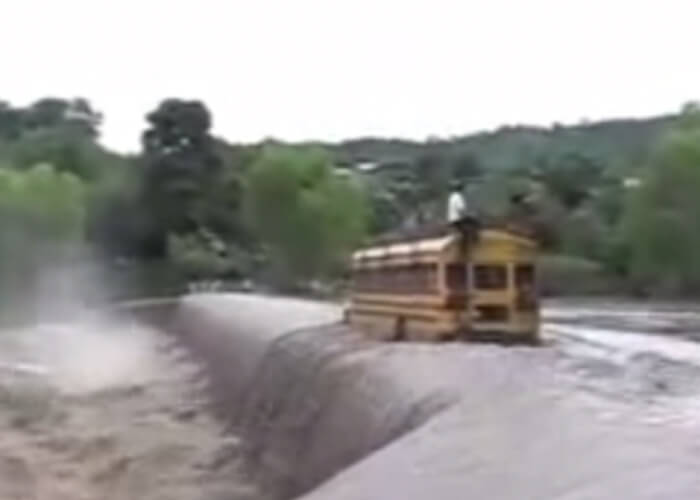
[474,265,507,290]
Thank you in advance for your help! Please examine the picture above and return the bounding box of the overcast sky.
[1,0,698,152]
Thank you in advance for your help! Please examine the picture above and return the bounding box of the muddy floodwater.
[545,300,700,407]
[1,298,700,500]
[0,318,261,500]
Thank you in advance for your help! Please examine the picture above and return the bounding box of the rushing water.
[174,295,700,500]
[2,297,700,500]
[0,318,263,500]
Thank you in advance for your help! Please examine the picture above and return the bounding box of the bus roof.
[353,235,454,261]
[352,228,536,263]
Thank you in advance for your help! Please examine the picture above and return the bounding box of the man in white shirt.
[447,180,467,225]
[447,180,480,244]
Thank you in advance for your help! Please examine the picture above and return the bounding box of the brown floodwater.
[0,319,263,500]
[2,297,700,500]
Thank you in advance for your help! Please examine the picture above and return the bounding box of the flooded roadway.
[292,299,700,500]
[545,301,700,428]
[1,297,700,499]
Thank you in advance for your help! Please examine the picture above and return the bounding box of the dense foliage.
[245,146,368,287]
[1,95,700,303]
[0,164,86,313]
[621,108,700,294]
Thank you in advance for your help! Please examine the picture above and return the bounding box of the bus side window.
[380,267,390,291]
[399,265,411,293]
[390,266,398,292]
[367,268,377,291]
[379,267,388,291]
[446,263,467,291]
[408,264,418,293]
[426,263,438,292]
[395,267,403,292]
[354,263,440,294]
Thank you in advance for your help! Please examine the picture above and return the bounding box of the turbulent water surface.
[0,318,261,500]
[2,298,700,500]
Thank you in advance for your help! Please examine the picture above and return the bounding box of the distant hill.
[321,115,677,173]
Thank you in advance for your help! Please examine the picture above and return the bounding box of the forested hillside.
[328,115,674,171]
[0,96,697,312]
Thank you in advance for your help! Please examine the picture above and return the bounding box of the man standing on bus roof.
[447,180,467,225]
[447,179,479,242]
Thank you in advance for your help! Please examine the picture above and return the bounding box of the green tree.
[140,99,224,253]
[413,145,450,223]
[192,139,252,243]
[561,206,607,260]
[533,151,604,210]
[9,127,117,180]
[86,160,162,258]
[244,146,368,287]
[0,164,85,241]
[450,150,483,182]
[0,101,22,140]
[0,98,109,180]
[622,112,700,294]
[364,176,403,235]
[23,97,101,138]
[367,160,423,233]
[0,164,86,312]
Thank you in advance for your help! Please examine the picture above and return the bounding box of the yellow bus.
[346,225,540,343]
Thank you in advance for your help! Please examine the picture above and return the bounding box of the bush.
[244,146,369,288]
[167,230,248,281]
